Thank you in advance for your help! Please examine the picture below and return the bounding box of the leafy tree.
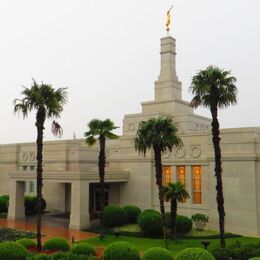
[164,182,190,239]
[84,119,118,239]
[14,79,67,250]
[189,65,237,247]
[134,116,182,215]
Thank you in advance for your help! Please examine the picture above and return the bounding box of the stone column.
[69,180,90,230]
[8,180,25,219]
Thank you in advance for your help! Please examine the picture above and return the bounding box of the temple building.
[1,34,260,237]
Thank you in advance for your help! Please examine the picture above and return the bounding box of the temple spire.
[154,36,182,101]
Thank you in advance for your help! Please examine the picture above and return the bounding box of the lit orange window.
[177,166,186,185]
[192,166,202,204]
[177,166,186,203]
[162,166,171,187]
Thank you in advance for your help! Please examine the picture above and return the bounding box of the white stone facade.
[1,36,260,236]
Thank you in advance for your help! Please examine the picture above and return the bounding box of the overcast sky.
[0,0,259,144]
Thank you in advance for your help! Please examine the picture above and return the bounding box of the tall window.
[162,166,172,187]
[192,166,202,204]
[177,166,186,203]
[177,166,186,185]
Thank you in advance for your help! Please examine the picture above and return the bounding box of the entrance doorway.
[89,183,109,220]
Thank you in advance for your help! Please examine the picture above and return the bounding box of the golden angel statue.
[166,5,173,32]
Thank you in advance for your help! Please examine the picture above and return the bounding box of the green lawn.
[80,235,260,256]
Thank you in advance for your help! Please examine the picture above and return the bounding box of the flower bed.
[0,227,36,242]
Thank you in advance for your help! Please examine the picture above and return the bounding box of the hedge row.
[3,239,260,260]
[104,205,193,236]
[0,195,46,216]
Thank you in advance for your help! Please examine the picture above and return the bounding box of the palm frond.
[51,120,63,138]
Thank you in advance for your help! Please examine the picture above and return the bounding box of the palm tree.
[14,79,67,250]
[189,65,237,248]
[163,182,190,239]
[134,116,182,215]
[84,119,118,239]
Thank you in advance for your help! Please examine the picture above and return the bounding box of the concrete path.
[0,218,98,243]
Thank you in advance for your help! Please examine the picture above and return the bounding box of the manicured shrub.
[137,210,163,236]
[0,241,28,259]
[0,196,9,213]
[176,247,214,260]
[16,238,36,248]
[162,212,171,228]
[191,213,209,231]
[163,213,192,234]
[104,241,140,260]
[51,252,71,260]
[103,205,127,227]
[142,247,173,260]
[123,205,141,224]
[176,215,192,234]
[24,196,46,216]
[43,237,70,252]
[142,209,160,215]
[71,243,96,256]
[0,195,9,201]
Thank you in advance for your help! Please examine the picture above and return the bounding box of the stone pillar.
[8,180,25,219]
[69,180,90,230]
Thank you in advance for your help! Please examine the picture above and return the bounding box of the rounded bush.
[162,212,171,228]
[71,243,96,256]
[176,215,192,234]
[104,241,140,260]
[142,209,160,215]
[25,196,46,216]
[43,237,70,252]
[0,196,9,213]
[138,210,163,236]
[0,241,28,259]
[176,248,215,260]
[103,205,127,227]
[123,205,141,224]
[51,252,70,260]
[16,238,36,248]
[142,247,173,260]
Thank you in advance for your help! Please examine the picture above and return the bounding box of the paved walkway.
[0,218,98,243]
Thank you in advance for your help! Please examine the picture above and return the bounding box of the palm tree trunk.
[154,147,165,214]
[36,110,45,251]
[99,135,106,240]
[211,106,225,248]
[171,199,177,239]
